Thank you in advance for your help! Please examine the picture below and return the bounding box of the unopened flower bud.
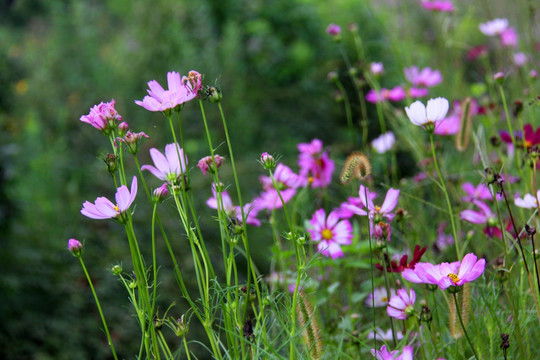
[118,121,129,137]
[153,183,169,203]
[111,264,122,275]
[420,305,432,324]
[348,67,358,77]
[260,152,276,170]
[493,72,505,84]
[197,155,225,176]
[447,284,463,294]
[68,238,83,257]
[326,23,341,42]
[205,86,222,103]
[104,153,117,173]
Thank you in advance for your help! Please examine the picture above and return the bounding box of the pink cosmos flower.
[326,23,341,36]
[256,164,302,209]
[500,27,518,47]
[371,345,414,360]
[81,176,138,221]
[141,143,187,184]
[460,200,501,237]
[307,208,353,259]
[207,184,261,226]
[402,253,485,290]
[514,191,539,209]
[371,62,384,75]
[387,288,416,320]
[343,185,400,222]
[197,155,225,176]
[405,97,449,128]
[367,328,404,341]
[115,131,149,154]
[297,139,335,188]
[435,221,454,251]
[335,194,376,219]
[433,98,478,136]
[404,66,443,87]
[365,287,396,307]
[461,182,499,204]
[366,87,407,103]
[408,87,429,98]
[135,71,198,112]
[182,70,203,95]
[513,52,528,66]
[68,238,83,257]
[420,0,454,12]
[479,18,509,36]
[372,132,395,154]
[80,99,122,132]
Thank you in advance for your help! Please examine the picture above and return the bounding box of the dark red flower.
[376,245,427,273]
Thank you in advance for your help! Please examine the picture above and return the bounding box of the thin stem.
[78,258,119,360]
[452,292,479,360]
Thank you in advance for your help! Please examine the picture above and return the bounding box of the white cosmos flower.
[479,18,509,36]
[514,191,539,209]
[405,97,449,127]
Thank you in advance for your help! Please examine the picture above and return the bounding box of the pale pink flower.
[514,191,539,209]
[135,71,197,112]
[500,27,518,47]
[460,200,502,238]
[80,99,122,132]
[513,52,528,66]
[408,87,429,98]
[297,139,335,188]
[371,62,384,75]
[81,176,138,221]
[404,66,443,87]
[367,328,404,341]
[343,185,400,222]
[207,184,261,226]
[420,0,454,12]
[387,288,416,320]
[141,143,187,184]
[405,97,449,127]
[307,208,353,259]
[372,132,396,154]
[365,287,396,307]
[366,87,407,103]
[461,182,500,204]
[479,18,509,36]
[402,253,485,290]
[256,164,302,209]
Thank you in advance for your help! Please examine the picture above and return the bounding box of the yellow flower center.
[114,205,120,213]
[321,229,333,240]
[448,273,460,284]
[375,205,381,212]
[381,296,388,302]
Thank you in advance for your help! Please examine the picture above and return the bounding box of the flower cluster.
[80,99,122,134]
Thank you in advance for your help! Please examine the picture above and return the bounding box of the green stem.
[78,257,119,360]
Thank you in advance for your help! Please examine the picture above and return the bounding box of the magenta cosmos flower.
[460,200,501,238]
[80,99,122,133]
[256,163,303,210]
[371,345,413,360]
[404,66,443,87]
[461,182,499,204]
[366,86,407,103]
[402,253,485,290]
[420,0,454,12]
[135,71,198,112]
[141,143,187,184]
[297,139,335,188]
[387,288,416,320]
[326,23,341,36]
[207,184,261,226]
[81,176,138,221]
[307,208,353,259]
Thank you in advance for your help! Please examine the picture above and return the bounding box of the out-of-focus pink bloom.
[371,62,384,75]
[435,222,454,251]
[371,345,414,360]
[336,193,377,219]
[523,124,540,148]
[530,70,538,78]
[421,0,454,12]
[479,18,509,36]
[367,328,404,341]
[365,287,396,308]
[207,184,261,226]
[141,143,187,184]
[387,288,416,320]
[81,176,138,221]
[460,200,501,238]
[297,139,335,188]
[376,245,427,273]
[326,23,341,36]
[256,164,302,209]
[403,253,485,290]
[461,182,499,204]
[433,114,459,135]
[408,87,429,98]
[307,208,353,259]
[343,185,400,222]
[404,66,443,87]
[153,183,169,202]
[514,191,539,209]
[467,45,488,61]
[405,97,449,128]
[512,52,529,66]
[500,27,518,47]
[366,87,406,103]
[493,72,505,81]
[372,132,396,154]
[197,155,225,176]
[135,71,198,112]
[80,99,122,132]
